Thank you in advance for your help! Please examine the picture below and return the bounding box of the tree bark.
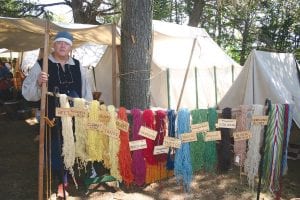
[120,0,153,109]
[187,0,205,27]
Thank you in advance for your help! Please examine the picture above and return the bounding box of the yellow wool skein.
[99,104,110,169]
[73,98,88,169]
[86,100,103,161]
[107,105,122,181]
[59,94,75,176]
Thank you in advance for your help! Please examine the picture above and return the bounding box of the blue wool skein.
[174,108,193,192]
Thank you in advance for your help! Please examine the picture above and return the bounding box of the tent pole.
[167,68,171,109]
[176,38,197,111]
[195,67,199,109]
[231,65,234,83]
[38,20,50,200]
[214,66,217,106]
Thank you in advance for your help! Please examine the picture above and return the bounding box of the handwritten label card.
[217,119,236,129]
[87,122,104,131]
[233,130,252,141]
[191,122,209,133]
[204,131,221,142]
[70,108,88,117]
[252,116,269,125]
[99,110,111,123]
[56,107,72,117]
[116,119,129,132]
[163,136,181,148]
[139,126,157,140]
[129,139,147,151]
[153,145,169,155]
[103,128,120,139]
[181,132,198,143]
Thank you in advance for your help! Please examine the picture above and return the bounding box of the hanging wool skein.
[86,100,103,162]
[59,94,75,176]
[262,104,285,194]
[190,109,207,172]
[204,108,218,173]
[166,110,176,170]
[218,107,232,173]
[154,110,168,180]
[142,109,158,184]
[73,98,88,170]
[100,104,110,169]
[131,108,146,186]
[234,105,252,167]
[107,105,122,182]
[244,105,264,190]
[117,107,134,186]
[174,108,193,192]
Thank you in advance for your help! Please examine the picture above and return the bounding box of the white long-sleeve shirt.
[22,54,93,102]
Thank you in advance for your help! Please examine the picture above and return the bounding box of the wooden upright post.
[176,38,197,111]
[112,23,117,106]
[38,20,50,200]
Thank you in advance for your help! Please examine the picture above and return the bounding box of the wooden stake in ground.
[38,20,50,200]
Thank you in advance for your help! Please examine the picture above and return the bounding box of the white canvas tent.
[95,20,242,109]
[219,50,300,127]
[0,17,120,52]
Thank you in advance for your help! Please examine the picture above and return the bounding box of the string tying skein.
[174,108,193,192]
[131,108,146,186]
[107,105,122,182]
[118,107,134,186]
[59,94,75,176]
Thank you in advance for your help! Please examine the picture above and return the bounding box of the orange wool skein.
[117,107,134,186]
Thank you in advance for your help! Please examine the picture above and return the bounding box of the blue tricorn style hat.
[54,31,73,46]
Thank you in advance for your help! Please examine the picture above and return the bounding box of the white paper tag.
[138,126,157,140]
[181,132,198,143]
[163,136,181,148]
[191,122,209,133]
[129,139,147,151]
[153,145,169,155]
[218,119,236,129]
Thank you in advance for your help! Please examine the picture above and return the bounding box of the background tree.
[120,0,153,109]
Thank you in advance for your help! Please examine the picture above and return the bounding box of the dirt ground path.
[0,117,299,200]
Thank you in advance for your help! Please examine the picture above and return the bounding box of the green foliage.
[153,0,172,20]
[0,0,35,17]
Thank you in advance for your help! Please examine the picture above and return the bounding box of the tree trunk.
[240,18,250,65]
[188,0,205,27]
[120,0,153,109]
[71,0,98,24]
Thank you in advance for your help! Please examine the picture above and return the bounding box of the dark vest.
[38,58,82,119]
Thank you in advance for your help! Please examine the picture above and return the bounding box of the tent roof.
[152,20,241,70]
[0,17,120,51]
[219,49,300,127]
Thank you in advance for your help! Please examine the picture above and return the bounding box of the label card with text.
[181,132,198,143]
[138,126,157,140]
[116,119,130,132]
[129,139,147,151]
[153,145,169,155]
[204,131,221,142]
[252,116,269,125]
[103,128,120,139]
[233,130,252,141]
[86,122,104,131]
[191,122,209,133]
[217,119,236,129]
[163,136,181,148]
[56,107,72,117]
[70,108,88,117]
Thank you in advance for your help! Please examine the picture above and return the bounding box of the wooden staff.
[176,38,197,111]
[38,20,50,200]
